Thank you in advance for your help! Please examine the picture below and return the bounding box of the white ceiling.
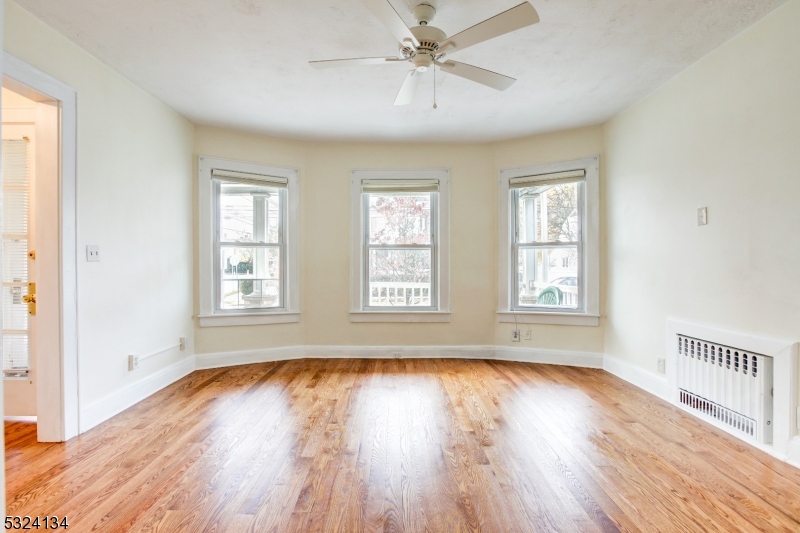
[14,0,787,142]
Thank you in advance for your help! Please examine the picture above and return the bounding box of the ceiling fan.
[310,1,540,105]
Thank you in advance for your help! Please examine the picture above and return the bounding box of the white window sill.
[350,311,451,323]
[497,311,599,326]
[198,312,300,327]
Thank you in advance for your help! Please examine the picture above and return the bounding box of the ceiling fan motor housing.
[405,24,447,68]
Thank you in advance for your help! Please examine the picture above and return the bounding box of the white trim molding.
[603,354,669,400]
[497,312,599,326]
[497,156,600,327]
[198,312,300,327]
[195,345,603,369]
[80,356,195,433]
[666,318,798,461]
[198,156,300,327]
[350,169,450,322]
[349,311,451,323]
[3,52,80,442]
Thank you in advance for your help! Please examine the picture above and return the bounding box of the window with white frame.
[512,171,583,310]
[214,170,286,311]
[199,157,299,327]
[498,157,599,326]
[350,170,450,322]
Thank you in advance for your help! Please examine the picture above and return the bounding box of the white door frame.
[3,52,79,441]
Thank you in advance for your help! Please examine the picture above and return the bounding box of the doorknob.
[22,283,35,315]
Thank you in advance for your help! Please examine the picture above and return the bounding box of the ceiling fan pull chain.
[433,64,438,109]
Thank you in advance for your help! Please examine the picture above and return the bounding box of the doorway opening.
[2,53,79,443]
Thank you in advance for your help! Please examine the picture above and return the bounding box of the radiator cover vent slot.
[677,334,773,444]
[679,389,756,437]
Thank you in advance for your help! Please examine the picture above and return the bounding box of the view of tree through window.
[515,181,581,309]
[366,193,434,307]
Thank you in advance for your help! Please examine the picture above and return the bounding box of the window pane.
[220,247,280,309]
[3,333,28,372]
[517,246,579,309]
[368,248,432,307]
[368,193,431,245]
[517,182,580,243]
[219,181,280,243]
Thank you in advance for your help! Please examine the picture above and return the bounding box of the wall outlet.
[523,328,532,341]
[657,358,666,374]
[179,336,186,351]
[697,207,708,226]
[86,245,100,262]
[391,352,402,359]
[512,330,520,342]
[128,354,139,371]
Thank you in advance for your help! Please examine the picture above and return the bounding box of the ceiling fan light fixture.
[413,52,433,71]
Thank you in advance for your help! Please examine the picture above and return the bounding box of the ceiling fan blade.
[310,57,407,69]
[359,0,419,47]
[394,69,422,106]
[436,60,516,91]
[439,2,539,54]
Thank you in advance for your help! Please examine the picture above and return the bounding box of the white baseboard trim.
[788,436,800,468]
[80,356,196,433]
[195,346,304,369]
[603,354,669,400]
[496,346,604,368]
[4,416,36,422]
[195,345,604,369]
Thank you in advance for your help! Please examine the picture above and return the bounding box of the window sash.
[511,183,585,311]
[513,181,584,245]
[362,191,438,310]
[512,243,584,311]
[214,180,287,313]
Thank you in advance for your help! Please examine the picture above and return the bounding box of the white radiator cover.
[667,319,798,460]
[676,335,773,443]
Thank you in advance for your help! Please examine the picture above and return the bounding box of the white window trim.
[198,156,300,327]
[350,169,450,323]
[497,156,600,326]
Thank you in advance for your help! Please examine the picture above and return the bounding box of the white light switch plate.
[697,207,708,226]
[86,245,100,262]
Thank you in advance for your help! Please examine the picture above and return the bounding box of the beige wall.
[604,0,800,389]
[194,125,605,354]
[4,1,195,406]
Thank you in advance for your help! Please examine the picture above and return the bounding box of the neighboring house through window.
[498,157,600,326]
[198,157,300,327]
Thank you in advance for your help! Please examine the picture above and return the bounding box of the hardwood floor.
[6,359,800,532]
